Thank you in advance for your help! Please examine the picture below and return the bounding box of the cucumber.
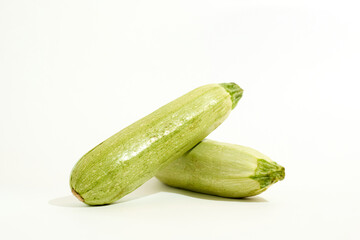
[70,83,243,205]
[156,139,285,198]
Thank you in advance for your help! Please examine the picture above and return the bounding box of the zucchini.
[156,139,285,198]
[70,83,243,205]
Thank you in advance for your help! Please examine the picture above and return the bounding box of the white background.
[1,0,359,239]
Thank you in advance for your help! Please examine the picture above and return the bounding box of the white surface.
[1,0,359,239]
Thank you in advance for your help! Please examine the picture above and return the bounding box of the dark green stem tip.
[251,159,285,188]
[219,82,244,109]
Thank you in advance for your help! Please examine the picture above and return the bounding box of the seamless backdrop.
[0,1,359,239]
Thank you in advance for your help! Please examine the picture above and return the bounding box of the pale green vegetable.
[70,83,243,205]
[156,139,285,198]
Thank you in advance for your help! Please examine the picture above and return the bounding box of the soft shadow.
[160,182,268,202]
[49,178,164,208]
[49,195,89,208]
[49,178,267,207]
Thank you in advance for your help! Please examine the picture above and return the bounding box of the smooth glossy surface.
[70,83,242,205]
[156,139,285,198]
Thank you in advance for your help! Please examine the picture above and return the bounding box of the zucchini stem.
[219,82,243,109]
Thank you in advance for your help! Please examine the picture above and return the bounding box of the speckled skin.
[156,139,285,198]
[70,83,242,205]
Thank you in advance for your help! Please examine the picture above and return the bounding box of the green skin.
[156,139,285,198]
[70,83,243,205]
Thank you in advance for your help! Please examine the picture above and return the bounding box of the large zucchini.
[156,139,285,198]
[70,83,243,205]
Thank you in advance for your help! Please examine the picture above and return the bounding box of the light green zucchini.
[156,139,285,198]
[70,83,243,205]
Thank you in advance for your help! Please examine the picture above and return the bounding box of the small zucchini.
[70,83,243,205]
[156,139,285,198]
